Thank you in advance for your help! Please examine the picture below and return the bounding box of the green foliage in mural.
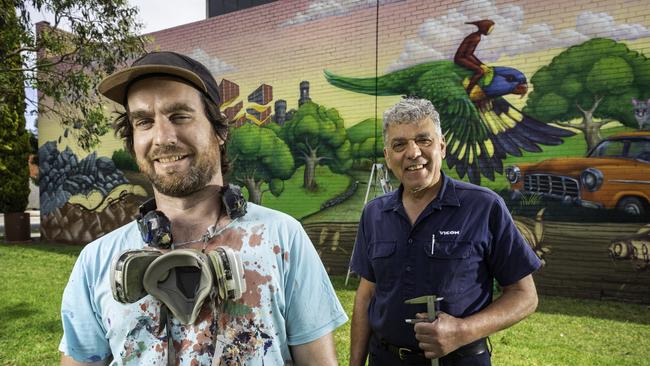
[281,102,352,191]
[347,118,384,168]
[525,38,650,151]
[3,0,147,151]
[111,149,139,172]
[0,2,30,213]
[227,124,295,204]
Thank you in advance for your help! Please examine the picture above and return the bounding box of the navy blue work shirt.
[350,172,542,364]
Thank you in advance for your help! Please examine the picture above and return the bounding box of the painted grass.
[1,243,649,365]
[256,165,352,220]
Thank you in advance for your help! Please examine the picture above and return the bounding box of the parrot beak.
[513,83,528,96]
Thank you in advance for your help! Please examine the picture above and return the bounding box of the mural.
[38,0,650,303]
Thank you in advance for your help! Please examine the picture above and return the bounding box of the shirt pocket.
[368,240,397,290]
[421,239,474,295]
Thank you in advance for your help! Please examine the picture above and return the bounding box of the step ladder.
[345,163,393,286]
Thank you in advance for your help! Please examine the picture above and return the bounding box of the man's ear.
[216,130,227,145]
[383,147,389,163]
[440,137,447,159]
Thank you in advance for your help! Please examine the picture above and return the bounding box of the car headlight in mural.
[580,168,603,192]
[505,165,521,184]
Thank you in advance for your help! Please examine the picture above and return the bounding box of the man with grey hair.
[349,98,541,365]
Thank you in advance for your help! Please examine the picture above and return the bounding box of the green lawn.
[1,243,649,365]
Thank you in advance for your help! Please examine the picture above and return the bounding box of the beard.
[137,143,220,197]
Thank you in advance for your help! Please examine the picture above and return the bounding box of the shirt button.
[408,238,413,244]
[406,266,412,272]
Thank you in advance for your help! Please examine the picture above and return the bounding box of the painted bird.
[324,61,575,184]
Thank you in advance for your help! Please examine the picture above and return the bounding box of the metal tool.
[405,295,444,366]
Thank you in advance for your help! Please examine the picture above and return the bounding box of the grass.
[1,243,649,365]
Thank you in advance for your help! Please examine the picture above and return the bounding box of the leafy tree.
[111,148,138,172]
[0,2,31,213]
[347,118,384,168]
[525,38,650,151]
[2,0,146,151]
[227,124,295,205]
[281,102,352,191]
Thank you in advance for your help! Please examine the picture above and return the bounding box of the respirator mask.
[109,184,248,325]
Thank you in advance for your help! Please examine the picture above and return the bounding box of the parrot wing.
[325,62,575,185]
[443,96,575,185]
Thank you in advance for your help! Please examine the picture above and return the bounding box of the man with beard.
[348,98,540,366]
[59,52,347,366]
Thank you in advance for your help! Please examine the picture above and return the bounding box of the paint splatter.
[283,251,289,262]
[218,317,274,364]
[241,269,272,308]
[249,224,265,247]
[211,227,246,250]
[273,245,281,254]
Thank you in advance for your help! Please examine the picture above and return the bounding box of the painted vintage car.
[506,131,650,215]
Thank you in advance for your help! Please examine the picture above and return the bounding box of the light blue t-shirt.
[59,203,348,365]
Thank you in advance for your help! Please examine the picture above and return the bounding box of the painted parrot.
[324,61,575,184]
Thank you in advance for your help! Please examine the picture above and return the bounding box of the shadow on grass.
[0,241,82,257]
[0,302,61,334]
[535,295,650,325]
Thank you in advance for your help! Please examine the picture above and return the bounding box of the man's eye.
[171,114,191,122]
[135,119,152,128]
[416,138,433,146]
[392,142,406,151]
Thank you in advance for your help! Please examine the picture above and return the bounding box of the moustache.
[147,145,193,160]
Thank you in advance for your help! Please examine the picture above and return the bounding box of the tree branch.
[590,95,604,114]
[554,121,585,132]
[594,119,615,128]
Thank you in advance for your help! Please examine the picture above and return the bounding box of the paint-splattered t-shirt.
[59,203,348,365]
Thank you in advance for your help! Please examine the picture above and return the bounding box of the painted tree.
[347,118,384,168]
[281,101,352,191]
[227,124,294,205]
[525,38,650,151]
[3,0,146,150]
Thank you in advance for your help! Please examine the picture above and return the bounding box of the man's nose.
[153,117,178,145]
[405,140,422,159]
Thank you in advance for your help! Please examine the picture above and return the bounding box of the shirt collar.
[382,171,461,212]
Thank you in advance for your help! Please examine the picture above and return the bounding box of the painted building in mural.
[38,0,650,303]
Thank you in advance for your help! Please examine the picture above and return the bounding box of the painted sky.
[166,0,650,128]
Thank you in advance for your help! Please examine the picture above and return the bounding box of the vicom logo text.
[439,230,460,235]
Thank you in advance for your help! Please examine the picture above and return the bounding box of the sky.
[25,0,206,132]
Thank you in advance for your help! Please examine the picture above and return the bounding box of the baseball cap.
[98,51,221,107]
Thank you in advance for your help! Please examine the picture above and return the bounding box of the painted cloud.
[283,0,403,26]
[189,48,237,75]
[389,0,650,71]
